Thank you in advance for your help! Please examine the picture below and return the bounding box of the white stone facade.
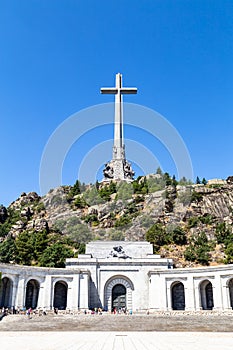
[1,241,233,312]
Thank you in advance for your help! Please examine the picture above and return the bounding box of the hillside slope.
[1,174,233,268]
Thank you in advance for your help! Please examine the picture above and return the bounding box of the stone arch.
[227,278,233,309]
[25,279,40,309]
[104,275,134,312]
[53,281,68,310]
[171,281,185,310]
[0,277,13,308]
[199,280,214,310]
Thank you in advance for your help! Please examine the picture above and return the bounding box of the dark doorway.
[112,284,126,311]
[53,281,68,310]
[171,282,185,310]
[229,279,233,309]
[200,280,214,310]
[0,277,13,308]
[25,279,40,309]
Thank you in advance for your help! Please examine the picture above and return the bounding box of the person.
[26,307,32,319]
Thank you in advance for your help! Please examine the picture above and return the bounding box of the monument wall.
[1,241,233,312]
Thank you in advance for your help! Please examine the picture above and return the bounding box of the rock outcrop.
[2,176,233,267]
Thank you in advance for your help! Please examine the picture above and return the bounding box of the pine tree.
[196,176,201,184]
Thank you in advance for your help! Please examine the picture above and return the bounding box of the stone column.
[42,275,53,310]
[79,272,89,309]
[193,279,201,310]
[166,281,172,311]
[11,276,19,308]
[37,278,45,308]
[221,277,231,310]
[184,276,196,311]
[14,276,25,309]
[67,275,79,310]
[213,274,223,310]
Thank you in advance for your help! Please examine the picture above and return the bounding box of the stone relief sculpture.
[103,163,114,179]
[109,246,131,259]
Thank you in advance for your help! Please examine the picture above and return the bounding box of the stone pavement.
[1,331,233,349]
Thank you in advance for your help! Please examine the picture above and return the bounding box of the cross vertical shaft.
[114,73,124,159]
[101,73,137,160]
[101,73,137,181]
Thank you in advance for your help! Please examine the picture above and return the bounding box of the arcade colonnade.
[1,263,233,312]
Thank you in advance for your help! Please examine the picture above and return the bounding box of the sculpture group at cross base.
[103,159,135,181]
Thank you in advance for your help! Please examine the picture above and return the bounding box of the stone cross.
[101,73,137,160]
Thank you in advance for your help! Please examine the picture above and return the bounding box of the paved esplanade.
[1,332,233,350]
[101,73,137,181]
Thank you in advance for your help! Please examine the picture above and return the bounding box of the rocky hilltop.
[1,174,233,268]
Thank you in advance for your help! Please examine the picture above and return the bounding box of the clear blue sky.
[0,0,233,206]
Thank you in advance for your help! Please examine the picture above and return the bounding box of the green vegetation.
[188,215,214,229]
[37,241,74,268]
[146,223,167,252]
[73,196,87,209]
[215,222,233,263]
[82,214,99,226]
[178,177,193,186]
[0,228,76,267]
[191,191,203,203]
[67,180,84,202]
[215,222,232,245]
[184,232,213,265]
[146,223,187,253]
[54,217,93,243]
[0,207,21,238]
[177,188,192,205]
[132,176,148,195]
[99,182,117,201]
[0,237,17,263]
[1,170,232,269]
[114,215,132,228]
[83,186,105,206]
[171,227,187,245]
[108,228,125,241]
[115,182,134,201]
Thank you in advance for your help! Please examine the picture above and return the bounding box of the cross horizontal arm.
[101,88,137,95]
[101,88,117,94]
[120,88,137,94]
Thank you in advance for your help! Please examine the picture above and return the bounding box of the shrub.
[191,191,203,203]
[188,217,199,228]
[114,215,131,228]
[184,232,212,265]
[74,196,87,209]
[215,222,233,245]
[146,223,170,252]
[172,227,187,245]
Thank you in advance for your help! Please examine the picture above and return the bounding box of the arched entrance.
[0,277,13,308]
[171,282,185,310]
[53,281,67,310]
[200,280,214,310]
[25,279,40,309]
[104,276,134,312]
[112,284,126,311]
[228,278,233,309]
